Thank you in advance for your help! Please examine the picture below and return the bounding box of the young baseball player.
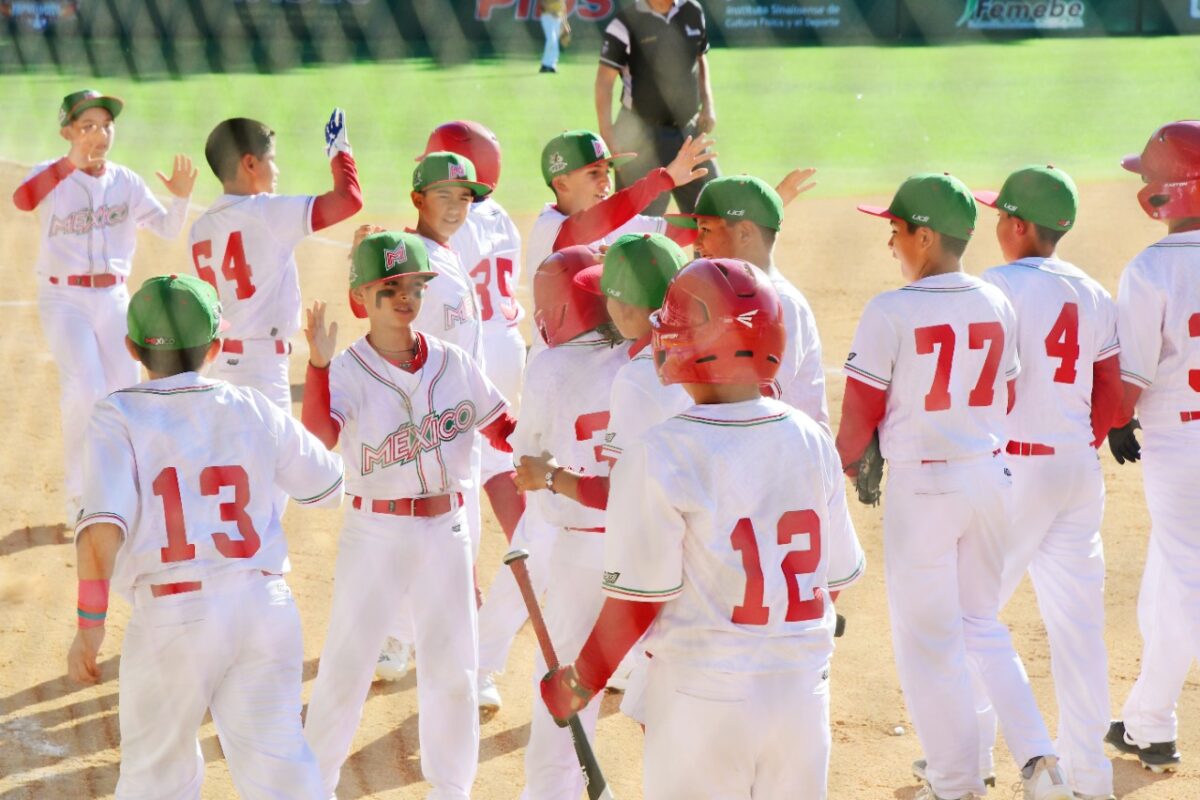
[956,165,1120,800]
[838,173,1072,800]
[13,89,197,521]
[508,245,630,800]
[1104,120,1200,775]
[539,257,865,799]
[67,274,345,799]
[300,231,514,799]
[188,110,362,410]
[666,173,830,431]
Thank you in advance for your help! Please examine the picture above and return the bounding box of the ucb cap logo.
[549,152,568,174]
[384,242,407,270]
[727,208,745,216]
[911,213,930,223]
[1003,202,1019,212]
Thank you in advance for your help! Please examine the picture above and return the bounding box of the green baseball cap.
[349,231,436,319]
[859,173,977,240]
[128,274,224,351]
[59,89,123,127]
[973,165,1078,232]
[541,130,636,186]
[412,151,491,198]
[664,175,785,231]
[574,233,688,309]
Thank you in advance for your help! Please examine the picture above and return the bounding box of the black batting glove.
[1108,418,1142,465]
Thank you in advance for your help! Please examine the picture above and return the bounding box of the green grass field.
[1,37,1197,214]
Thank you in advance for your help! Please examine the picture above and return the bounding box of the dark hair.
[205,118,275,182]
[905,221,969,258]
[1033,222,1067,248]
[594,321,627,347]
[132,342,213,375]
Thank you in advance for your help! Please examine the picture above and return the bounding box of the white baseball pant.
[38,283,139,507]
[206,347,291,412]
[643,659,831,799]
[973,446,1112,797]
[116,571,322,800]
[1120,426,1200,745]
[885,455,1055,799]
[304,506,478,800]
[520,529,606,800]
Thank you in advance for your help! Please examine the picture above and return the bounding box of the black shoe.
[539,65,557,74]
[1105,720,1182,773]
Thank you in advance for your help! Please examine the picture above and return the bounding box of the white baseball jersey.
[525,203,665,287]
[452,198,525,329]
[600,340,692,463]
[75,373,345,600]
[844,272,1019,464]
[603,398,865,673]
[1116,229,1200,431]
[767,265,831,432]
[981,256,1119,448]
[414,232,486,366]
[511,332,629,529]
[329,335,507,499]
[25,159,188,278]
[187,193,314,341]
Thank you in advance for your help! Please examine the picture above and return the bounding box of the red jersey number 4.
[192,232,257,300]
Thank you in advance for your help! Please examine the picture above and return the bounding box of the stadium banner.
[0,0,1188,76]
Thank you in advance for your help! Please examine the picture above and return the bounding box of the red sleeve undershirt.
[302,363,341,449]
[1113,380,1143,430]
[310,152,363,232]
[480,413,518,453]
[553,168,676,250]
[1090,355,1123,446]
[835,377,887,476]
[12,157,74,211]
[575,475,610,509]
[573,598,662,694]
[1007,378,1016,415]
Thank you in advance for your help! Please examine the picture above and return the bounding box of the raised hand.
[775,167,817,208]
[325,107,351,160]
[665,134,717,189]
[305,300,339,369]
[156,154,198,198]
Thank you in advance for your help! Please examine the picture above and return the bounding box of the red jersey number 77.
[915,322,1004,411]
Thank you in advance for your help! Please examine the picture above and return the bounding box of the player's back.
[610,397,863,673]
[188,193,313,341]
[81,374,343,597]
[525,203,664,289]
[1118,229,1200,431]
[453,198,524,327]
[983,257,1117,448]
[848,273,1018,463]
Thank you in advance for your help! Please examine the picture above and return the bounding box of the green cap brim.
[662,213,701,229]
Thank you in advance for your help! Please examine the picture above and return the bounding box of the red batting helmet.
[651,258,785,386]
[1122,120,1200,220]
[418,120,501,191]
[533,246,610,346]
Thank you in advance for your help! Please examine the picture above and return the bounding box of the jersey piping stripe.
[294,475,343,506]
[202,195,253,217]
[347,346,428,494]
[899,285,980,293]
[845,363,890,387]
[828,555,866,589]
[115,384,218,396]
[76,511,128,534]
[1120,369,1153,388]
[424,353,452,491]
[1097,342,1121,359]
[1149,242,1200,249]
[602,582,683,601]
[476,400,507,429]
[673,411,790,428]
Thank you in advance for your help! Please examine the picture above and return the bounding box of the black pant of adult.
[613,110,719,216]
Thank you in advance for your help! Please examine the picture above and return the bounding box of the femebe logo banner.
[957,0,1086,29]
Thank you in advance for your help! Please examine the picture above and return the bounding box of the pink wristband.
[77,579,110,629]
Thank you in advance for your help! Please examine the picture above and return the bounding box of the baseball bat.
[503,548,615,800]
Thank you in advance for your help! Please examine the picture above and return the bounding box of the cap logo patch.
[735,309,758,327]
[727,208,745,216]
[911,214,930,223]
[384,242,408,270]
[1058,219,1072,227]
[592,139,606,158]
[448,163,467,180]
[549,152,568,174]
[144,336,175,345]
[1003,202,1018,212]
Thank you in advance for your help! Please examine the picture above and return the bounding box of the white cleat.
[478,672,502,721]
[1022,755,1074,800]
[912,759,995,789]
[913,785,982,800]
[1074,794,1116,800]
[374,637,412,682]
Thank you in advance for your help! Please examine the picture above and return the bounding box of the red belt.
[565,527,605,533]
[1182,411,1200,423]
[1006,441,1056,456]
[921,448,1002,465]
[351,493,463,517]
[150,570,278,598]
[222,338,291,355]
[49,274,124,288]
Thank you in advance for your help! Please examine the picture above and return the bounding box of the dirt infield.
[0,159,1195,798]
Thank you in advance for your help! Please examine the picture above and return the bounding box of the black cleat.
[539,65,557,74]
[1105,720,1181,773]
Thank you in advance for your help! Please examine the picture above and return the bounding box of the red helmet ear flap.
[533,246,609,346]
[1126,121,1200,220]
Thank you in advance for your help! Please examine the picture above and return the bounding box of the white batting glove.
[324,108,351,159]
